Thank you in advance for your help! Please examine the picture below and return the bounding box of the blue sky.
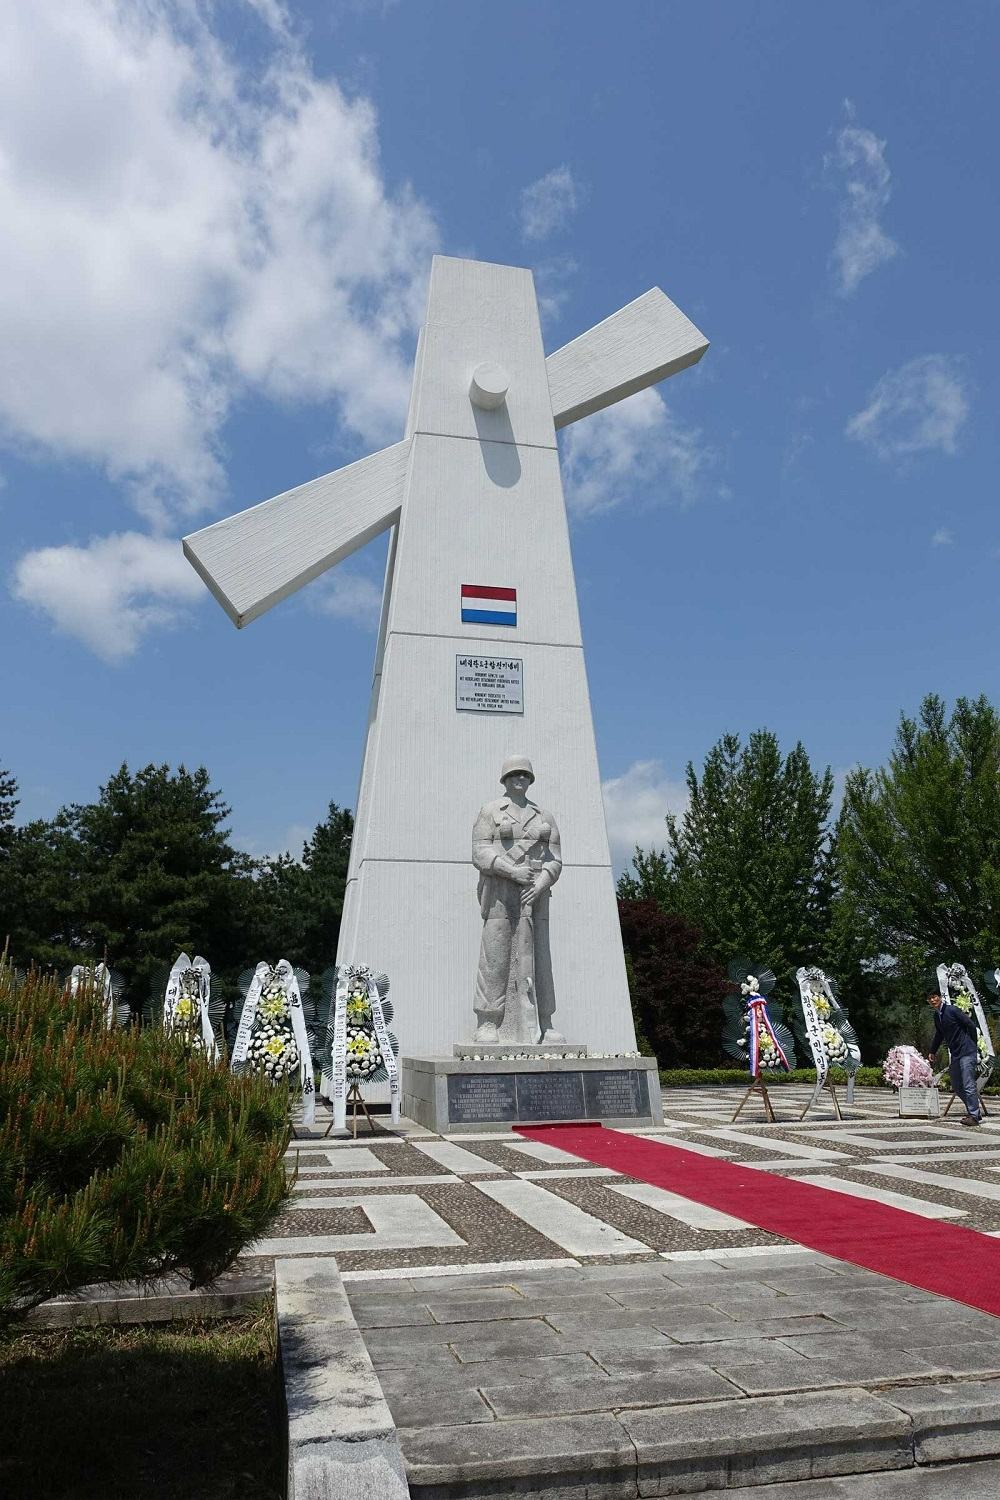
[2,1,997,870]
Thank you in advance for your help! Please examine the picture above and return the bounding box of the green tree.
[0,764,18,944]
[0,765,16,852]
[2,813,82,973]
[620,730,835,979]
[253,802,353,977]
[72,763,256,1009]
[835,694,1000,1041]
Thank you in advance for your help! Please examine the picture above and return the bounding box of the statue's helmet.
[500,755,534,785]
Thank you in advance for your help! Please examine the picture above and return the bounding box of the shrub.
[619,900,729,1066]
[659,1065,887,1088]
[0,960,290,1322]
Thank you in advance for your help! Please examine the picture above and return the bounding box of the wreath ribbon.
[366,973,400,1125]
[747,994,789,1077]
[330,969,349,1132]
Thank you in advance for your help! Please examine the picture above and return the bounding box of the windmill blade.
[546,287,708,429]
[183,440,409,628]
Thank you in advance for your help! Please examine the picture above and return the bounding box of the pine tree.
[620,731,835,980]
[73,764,255,1009]
[0,959,289,1321]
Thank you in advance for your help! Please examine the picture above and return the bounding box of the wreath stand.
[731,1075,778,1124]
[799,1080,844,1122]
[942,1084,991,1119]
[324,1080,382,1139]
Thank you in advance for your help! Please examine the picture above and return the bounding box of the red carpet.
[516,1123,1000,1317]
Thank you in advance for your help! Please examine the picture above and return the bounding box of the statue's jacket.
[472,796,562,919]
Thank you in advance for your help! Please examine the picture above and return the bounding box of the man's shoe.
[474,1022,500,1044]
[960,1115,982,1127]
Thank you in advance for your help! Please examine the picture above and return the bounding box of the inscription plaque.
[456,656,524,714]
[447,1072,517,1123]
[583,1068,650,1119]
[446,1067,652,1125]
[515,1070,586,1121]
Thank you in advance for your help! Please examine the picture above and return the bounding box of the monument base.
[402,1054,662,1133]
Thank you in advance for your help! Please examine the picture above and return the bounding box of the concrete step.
[401,1395,1000,1497]
[403,1385,913,1497]
[722,1459,1000,1498]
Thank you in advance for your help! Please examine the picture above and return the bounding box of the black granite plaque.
[515,1070,586,1121]
[583,1068,650,1119]
[447,1072,517,1124]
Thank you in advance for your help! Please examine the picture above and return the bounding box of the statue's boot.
[474,1021,500,1043]
[539,1027,565,1044]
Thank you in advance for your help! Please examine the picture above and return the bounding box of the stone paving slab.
[479,1364,738,1419]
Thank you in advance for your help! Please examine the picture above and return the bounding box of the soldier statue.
[472,756,564,1045]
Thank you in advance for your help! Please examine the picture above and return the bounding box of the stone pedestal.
[453,1043,588,1059]
[402,1054,662,1133]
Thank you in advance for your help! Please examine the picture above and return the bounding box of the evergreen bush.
[0,960,290,1322]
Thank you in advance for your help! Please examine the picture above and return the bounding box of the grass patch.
[0,1300,283,1500]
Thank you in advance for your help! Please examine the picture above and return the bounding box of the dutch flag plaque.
[461,583,517,627]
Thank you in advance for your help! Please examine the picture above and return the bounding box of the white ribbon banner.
[366,973,400,1125]
[230,962,268,1073]
[278,962,315,1128]
[96,962,115,1028]
[796,967,830,1117]
[330,968,349,1133]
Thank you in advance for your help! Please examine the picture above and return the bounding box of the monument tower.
[184,256,708,1068]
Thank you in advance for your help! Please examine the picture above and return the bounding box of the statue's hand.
[506,862,532,886]
[521,873,550,907]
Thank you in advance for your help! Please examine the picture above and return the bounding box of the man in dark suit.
[927,989,982,1126]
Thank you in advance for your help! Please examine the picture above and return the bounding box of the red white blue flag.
[461,584,517,627]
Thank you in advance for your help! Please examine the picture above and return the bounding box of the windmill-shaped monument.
[184,256,707,1077]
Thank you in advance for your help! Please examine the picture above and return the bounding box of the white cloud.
[827,103,899,296]
[533,255,578,325]
[560,387,713,517]
[519,165,581,242]
[309,569,383,630]
[11,532,204,662]
[601,759,688,875]
[846,355,970,461]
[931,527,954,546]
[0,3,437,526]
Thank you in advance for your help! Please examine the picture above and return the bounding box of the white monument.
[184,255,708,1087]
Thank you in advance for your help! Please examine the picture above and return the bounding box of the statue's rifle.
[510,836,542,1043]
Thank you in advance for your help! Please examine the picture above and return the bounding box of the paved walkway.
[255,1086,1000,1495]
